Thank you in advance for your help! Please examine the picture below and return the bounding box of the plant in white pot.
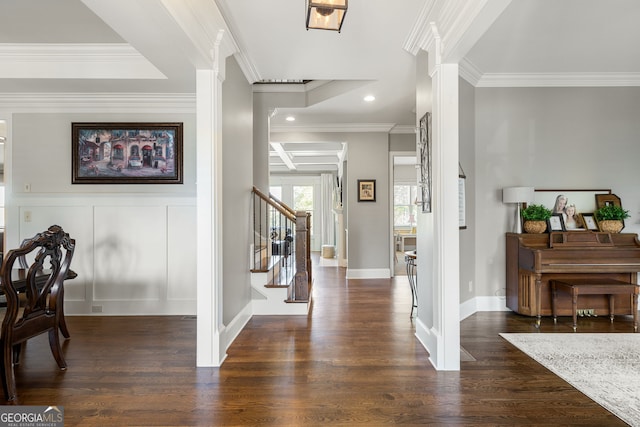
[521,204,552,233]
[594,205,630,233]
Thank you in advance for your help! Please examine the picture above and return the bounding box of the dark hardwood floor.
[2,259,631,426]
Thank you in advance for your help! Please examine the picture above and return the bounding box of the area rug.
[501,333,640,427]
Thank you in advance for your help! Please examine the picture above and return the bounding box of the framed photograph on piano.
[581,213,598,231]
[533,189,611,218]
[548,213,566,232]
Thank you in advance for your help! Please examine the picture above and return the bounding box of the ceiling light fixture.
[286,116,296,122]
[306,0,348,32]
[364,95,375,102]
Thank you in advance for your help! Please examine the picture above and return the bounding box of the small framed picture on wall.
[357,179,376,202]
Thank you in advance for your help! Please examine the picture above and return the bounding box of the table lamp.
[502,186,535,233]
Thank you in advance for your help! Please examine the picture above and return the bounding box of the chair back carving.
[0,225,75,401]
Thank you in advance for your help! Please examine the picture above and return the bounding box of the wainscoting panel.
[93,206,167,302]
[167,205,197,302]
[15,199,196,315]
[18,205,93,308]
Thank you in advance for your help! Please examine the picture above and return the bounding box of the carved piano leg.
[609,294,615,323]
[551,281,558,324]
[571,290,578,332]
[535,274,542,328]
[632,290,639,332]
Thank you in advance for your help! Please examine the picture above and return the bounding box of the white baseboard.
[460,296,511,321]
[414,317,438,369]
[221,302,252,352]
[345,268,391,279]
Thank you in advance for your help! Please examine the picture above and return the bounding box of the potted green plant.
[594,205,630,233]
[521,204,552,233]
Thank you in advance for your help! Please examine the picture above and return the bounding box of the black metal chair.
[405,251,417,317]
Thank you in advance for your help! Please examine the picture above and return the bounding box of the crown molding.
[0,43,140,59]
[252,80,328,93]
[253,84,307,94]
[0,93,195,113]
[460,56,640,87]
[233,50,261,83]
[472,71,640,87]
[390,125,417,134]
[270,123,397,133]
[0,43,165,79]
[214,0,261,84]
[403,0,437,55]
[404,0,498,62]
[459,57,482,86]
[160,0,240,68]
[438,0,510,63]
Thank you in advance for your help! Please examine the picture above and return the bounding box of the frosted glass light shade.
[306,0,348,32]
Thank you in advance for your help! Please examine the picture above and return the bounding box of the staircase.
[251,187,312,315]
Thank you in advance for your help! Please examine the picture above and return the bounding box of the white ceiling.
[464,0,640,86]
[2,0,640,173]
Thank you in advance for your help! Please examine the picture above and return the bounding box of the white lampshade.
[502,186,534,204]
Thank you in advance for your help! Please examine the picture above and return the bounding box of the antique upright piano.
[506,231,640,324]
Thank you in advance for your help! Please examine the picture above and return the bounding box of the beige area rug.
[501,333,640,427]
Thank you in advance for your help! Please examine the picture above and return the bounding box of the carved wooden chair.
[0,225,75,401]
[15,237,73,339]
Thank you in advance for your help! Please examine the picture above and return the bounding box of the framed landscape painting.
[72,122,183,184]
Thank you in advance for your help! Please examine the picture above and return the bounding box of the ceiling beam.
[270,142,296,170]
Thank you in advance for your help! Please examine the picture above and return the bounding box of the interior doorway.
[390,154,417,277]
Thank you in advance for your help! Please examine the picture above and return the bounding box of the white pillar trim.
[430,61,461,370]
[195,30,230,367]
[414,27,460,371]
[404,0,512,63]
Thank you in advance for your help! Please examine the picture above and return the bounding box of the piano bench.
[550,278,639,332]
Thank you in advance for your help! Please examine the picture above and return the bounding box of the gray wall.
[12,113,196,196]
[414,49,434,327]
[222,56,254,324]
[346,132,390,273]
[270,129,396,274]
[474,86,640,301]
[459,78,476,304]
[390,132,416,152]
[10,112,196,315]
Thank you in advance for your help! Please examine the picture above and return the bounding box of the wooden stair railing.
[252,187,312,302]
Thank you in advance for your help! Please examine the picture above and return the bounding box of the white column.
[414,28,460,371]
[430,61,461,370]
[333,207,346,266]
[196,32,227,367]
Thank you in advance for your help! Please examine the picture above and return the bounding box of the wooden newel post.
[294,210,310,301]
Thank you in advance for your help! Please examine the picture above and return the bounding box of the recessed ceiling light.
[286,116,296,122]
[364,95,375,102]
